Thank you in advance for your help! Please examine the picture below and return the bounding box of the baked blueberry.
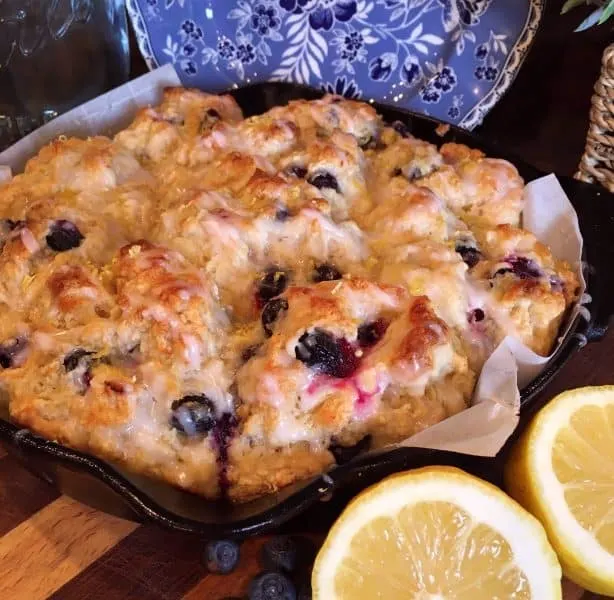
[242,344,261,362]
[468,308,485,324]
[248,572,296,600]
[257,267,289,303]
[312,264,342,283]
[199,107,220,132]
[275,206,291,221]
[391,167,403,177]
[0,337,26,369]
[204,539,240,574]
[495,256,542,280]
[63,349,94,372]
[46,220,84,252]
[392,120,411,138]
[307,171,340,193]
[287,165,307,179]
[329,435,372,464]
[262,297,289,337]
[357,319,388,347]
[261,536,299,573]
[295,329,358,378]
[455,242,481,269]
[170,394,216,436]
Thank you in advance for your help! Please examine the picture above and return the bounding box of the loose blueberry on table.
[204,539,240,575]
[248,571,296,600]
[261,536,301,574]
[295,329,358,378]
[170,395,217,436]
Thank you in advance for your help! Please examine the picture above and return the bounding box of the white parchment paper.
[0,65,587,458]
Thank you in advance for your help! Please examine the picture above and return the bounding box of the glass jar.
[0,0,129,150]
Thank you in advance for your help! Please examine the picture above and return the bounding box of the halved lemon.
[312,466,561,599]
[505,386,614,595]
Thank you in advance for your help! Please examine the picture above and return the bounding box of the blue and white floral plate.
[126,0,543,129]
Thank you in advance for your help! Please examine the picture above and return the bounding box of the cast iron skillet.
[1,82,613,538]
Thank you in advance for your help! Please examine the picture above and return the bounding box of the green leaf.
[561,0,589,14]
[598,0,614,23]
[575,6,605,30]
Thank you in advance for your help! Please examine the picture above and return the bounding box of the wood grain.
[0,455,59,536]
[0,496,137,600]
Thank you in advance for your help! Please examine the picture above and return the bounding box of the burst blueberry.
[495,256,542,280]
[170,395,216,436]
[248,571,296,600]
[312,264,342,283]
[307,171,340,193]
[204,539,240,574]
[295,329,358,378]
[46,220,84,252]
[258,268,289,303]
[468,308,485,324]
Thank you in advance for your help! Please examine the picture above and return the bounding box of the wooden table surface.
[1,3,614,599]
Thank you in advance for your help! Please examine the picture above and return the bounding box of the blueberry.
[494,256,542,280]
[287,165,307,179]
[329,435,371,464]
[262,297,289,337]
[242,344,261,362]
[358,134,377,149]
[0,337,26,369]
[391,167,403,177]
[200,107,220,132]
[357,319,388,347]
[257,267,289,303]
[307,172,340,193]
[204,539,240,574]
[295,329,358,378]
[312,264,342,283]
[46,220,84,252]
[392,120,411,138]
[170,394,216,436]
[248,572,296,600]
[275,206,291,221]
[261,536,298,573]
[63,348,94,372]
[468,308,485,323]
[455,242,481,269]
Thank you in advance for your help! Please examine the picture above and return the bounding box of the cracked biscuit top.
[0,87,579,502]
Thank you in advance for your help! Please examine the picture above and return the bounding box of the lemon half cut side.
[313,466,561,599]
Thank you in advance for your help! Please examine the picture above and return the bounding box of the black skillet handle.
[559,176,614,342]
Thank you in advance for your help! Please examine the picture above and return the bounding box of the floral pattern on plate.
[126,0,543,129]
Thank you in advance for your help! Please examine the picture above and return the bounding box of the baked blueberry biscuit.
[230,279,474,501]
[0,88,579,503]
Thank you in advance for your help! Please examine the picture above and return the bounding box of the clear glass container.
[0,0,129,150]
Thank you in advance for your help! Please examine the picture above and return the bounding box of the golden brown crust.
[0,87,578,503]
